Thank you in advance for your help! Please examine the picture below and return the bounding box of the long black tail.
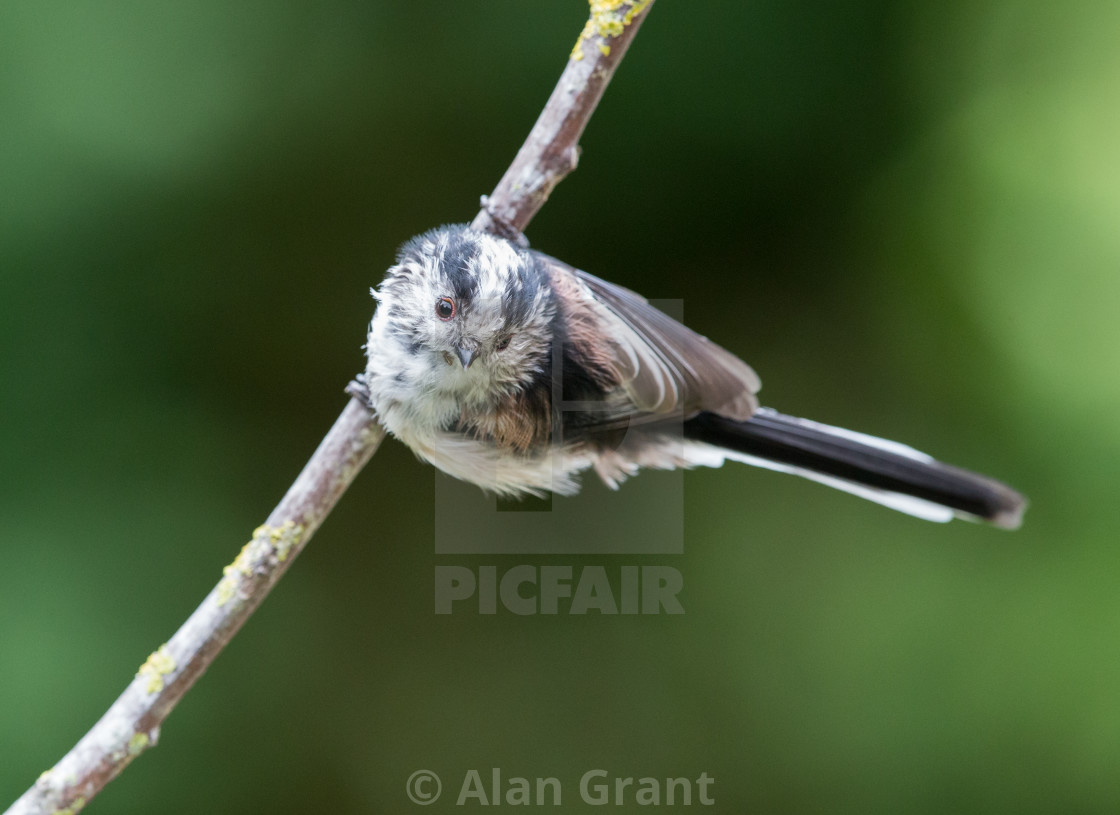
[683,408,1026,528]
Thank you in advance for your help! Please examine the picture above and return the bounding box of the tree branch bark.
[5,2,654,813]
[472,0,654,235]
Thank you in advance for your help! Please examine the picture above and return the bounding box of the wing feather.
[538,253,760,422]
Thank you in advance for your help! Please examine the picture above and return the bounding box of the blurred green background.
[2,1,1118,812]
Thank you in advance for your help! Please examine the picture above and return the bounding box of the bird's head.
[370,225,555,399]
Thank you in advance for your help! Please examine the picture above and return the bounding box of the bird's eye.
[435,297,456,320]
[495,335,512,351]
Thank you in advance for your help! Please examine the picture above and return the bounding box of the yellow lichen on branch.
[259,519,305,562]
[215,520,305,606]
[136,645,176,694]
[52,797,85,815]
[216,540,253,606]
[127,733,149,756]
[571,0,652,61]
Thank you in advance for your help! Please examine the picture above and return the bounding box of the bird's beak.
[456,343,478,369]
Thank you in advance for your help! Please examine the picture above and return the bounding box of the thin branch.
[6,401,385,815]
[5,2,654,813]
[473,0,654,235]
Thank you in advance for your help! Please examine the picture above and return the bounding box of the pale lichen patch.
[572,0,651,61]
[127,732,150,756]
[215,521,304,606]
[215,575,237,606]
[261,519,305,562]
[571,19,594,61]
[53,795,86,815]
[216,539,255,606]
[137,644,176,694]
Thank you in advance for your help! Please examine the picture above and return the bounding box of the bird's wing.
[537,252,760,422]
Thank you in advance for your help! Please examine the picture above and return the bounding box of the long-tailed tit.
[361,225,1025,528]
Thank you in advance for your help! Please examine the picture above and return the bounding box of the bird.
[360,224,1026,528]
